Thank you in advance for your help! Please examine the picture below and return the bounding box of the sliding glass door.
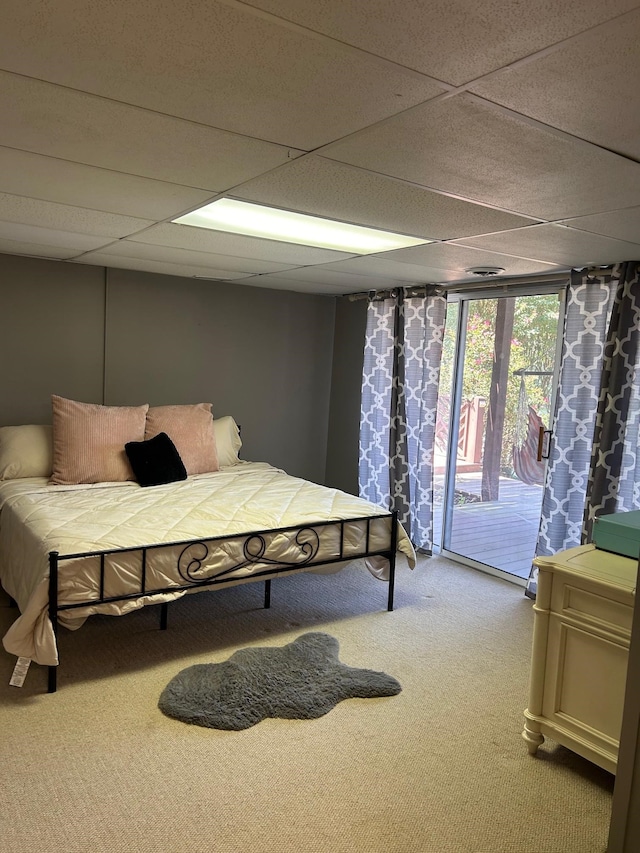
[433,286,564,582]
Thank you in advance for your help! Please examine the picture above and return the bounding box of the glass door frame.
[436,278,568,585]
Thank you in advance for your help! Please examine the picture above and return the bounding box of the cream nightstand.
[523,544,638,774]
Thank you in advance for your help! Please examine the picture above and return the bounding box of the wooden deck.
[433,474,543,579]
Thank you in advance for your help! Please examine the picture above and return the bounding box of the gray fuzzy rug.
[158,632,401,730]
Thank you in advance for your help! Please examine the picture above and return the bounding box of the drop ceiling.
[1,0,640,295]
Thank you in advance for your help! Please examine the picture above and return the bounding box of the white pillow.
[213,416,242,467]
[0,424,54,480]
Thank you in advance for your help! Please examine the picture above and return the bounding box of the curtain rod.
[346,271,572,301]
[347,284,446,301]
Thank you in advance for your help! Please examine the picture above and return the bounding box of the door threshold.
[437,548,528,587]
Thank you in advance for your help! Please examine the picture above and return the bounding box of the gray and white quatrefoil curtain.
[359,287,447,552]
[527,261,640,595]
[583,262,640,538]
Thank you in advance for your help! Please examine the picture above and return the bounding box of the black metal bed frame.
[46,510,399,693]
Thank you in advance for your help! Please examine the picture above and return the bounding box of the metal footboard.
[47,511,399,692]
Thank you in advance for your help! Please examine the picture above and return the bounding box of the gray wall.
[324,296,367,495]
[0,254,336,483]
[0,255,106,424]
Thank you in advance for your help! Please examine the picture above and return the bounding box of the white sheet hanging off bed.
[0,461,416,666]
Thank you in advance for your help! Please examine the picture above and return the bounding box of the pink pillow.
[51,396,149,485]
[145,404,218,476]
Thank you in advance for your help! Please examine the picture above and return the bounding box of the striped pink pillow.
[145,404,218,476]
[51,396,149,485]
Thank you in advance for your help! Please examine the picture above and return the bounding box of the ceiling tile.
[72,253,251,281]
[559,207,640,244]
[0,71,303,189]
[0,221,113,252]
[321,94,640,220]
[0,239,80,260]
[319,256,446,282]
[0,148,213,221]
[271,266,407,288]
[0,1,445,150]
[456,223,640,267]
[0,193,154,238]
[237,273,356,295]
[245,0,638,85]
[327,243,560,284]
[374,240,564,277]
[470,9,640,160]
[82,240,300,275]
[130,223,356,265]
[233,154,539,239]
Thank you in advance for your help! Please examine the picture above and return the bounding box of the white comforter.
[0,462,415,665]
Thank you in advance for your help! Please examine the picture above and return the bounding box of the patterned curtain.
[583,262,640,538]
[359,287,447,552]
[527,262,640,596]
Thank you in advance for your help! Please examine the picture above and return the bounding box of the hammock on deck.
[513,373,547,486]
[513,405,546,485]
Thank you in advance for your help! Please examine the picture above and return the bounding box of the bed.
[0,399,416,692]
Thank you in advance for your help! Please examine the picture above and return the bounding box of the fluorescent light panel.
[172,198,431,254]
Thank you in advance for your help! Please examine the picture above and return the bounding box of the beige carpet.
[0,555,613,853]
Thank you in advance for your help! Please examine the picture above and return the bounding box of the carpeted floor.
[0,554,614,853]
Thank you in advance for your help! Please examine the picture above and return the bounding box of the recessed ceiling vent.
[464,266,505,277]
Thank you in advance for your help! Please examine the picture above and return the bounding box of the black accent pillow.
[125,432,188,487]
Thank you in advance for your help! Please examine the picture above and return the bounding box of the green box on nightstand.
[593,510,640,559]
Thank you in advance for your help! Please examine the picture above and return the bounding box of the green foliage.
[439,293,560,476]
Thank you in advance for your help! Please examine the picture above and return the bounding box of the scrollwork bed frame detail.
[176,525,321,583]
[47,511,399,693]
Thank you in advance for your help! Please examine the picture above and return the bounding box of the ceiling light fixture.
[464,266,505,277]
[173,198,431,255]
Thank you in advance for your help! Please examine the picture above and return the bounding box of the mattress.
[0,462,415,665]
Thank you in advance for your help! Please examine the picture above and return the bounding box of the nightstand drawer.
[552,582,633,638]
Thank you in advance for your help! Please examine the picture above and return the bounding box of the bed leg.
[387,512,398,612]
[387,559,396,612]
[160,602,168,630]
[48,551,59,693]
[264,579,271,609]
